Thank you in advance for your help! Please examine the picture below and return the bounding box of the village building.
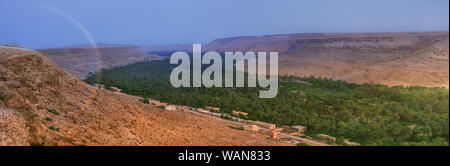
[273,128,283,132]
[244,120,255,124]
[205,106,220,112]
[165,105,177,111]
[110,86,121,92]
[177,105,192,111]
[266,130,280,139]
[148,99,168,108]
[232,110,248,116]
[288,132,300,136]
[93,83,105,89]
[148,99,160,105]
[292,125,307,133]
[196,108,209,113]
[344,139,361,146]
[151,100,167,108]
[243,125,259,131]
[250,121,276,129]
[209,112,223,117]
[230,117,244,122]
[317,134,336,142]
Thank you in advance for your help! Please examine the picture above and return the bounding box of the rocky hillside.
[279,32,449,87]
[38,46,162,79]
[0,47,288,146]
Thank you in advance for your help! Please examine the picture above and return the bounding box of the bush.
[44,117,52,122]
[30,142,45,146]
[47,109,59,115]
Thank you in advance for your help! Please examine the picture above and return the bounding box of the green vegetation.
[30,142,45,146]
[142,98,150,104]
[221,115,233,120]
[85,60,449,146]
[49,126,60,131]
[336,136,346,145]
[47,109,59,115]
[44,117,52,122]
[297,142,309,146]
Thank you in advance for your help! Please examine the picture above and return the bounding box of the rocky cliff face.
[203,32,448,53]
[175,31,448,87]
[38,46,162,79]
[288,32,448,52]
[279,32,449,87]
[0,47,288,146]
[203,33,329,53]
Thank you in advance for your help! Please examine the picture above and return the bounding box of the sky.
[0,0,449,49]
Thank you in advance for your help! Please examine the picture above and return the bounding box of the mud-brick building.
[247,120,276,129]
[266,130,280,139]
[243,125,259,131]
[232,110,248,116]
[292,125,307,133]
[205,106,220,112]
[165,105,177,111]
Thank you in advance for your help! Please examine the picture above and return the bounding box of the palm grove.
[85,59,449,146]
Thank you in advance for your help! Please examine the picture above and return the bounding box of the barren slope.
[279,32,449,87]
[0,48,288,146]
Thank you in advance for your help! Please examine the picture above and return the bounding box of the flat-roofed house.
[153,100,167,108]
[344,139,361,146]
[292,125,307,133]
[110,86,121,92]
[205,106,220,112]
[148,99,161,105]
[232,110,248,116]
[197,108,209,113]
[273,128,283,132]
[266,130,280,139]
[250,121,276,129]
[165,105,177,111]
[210,112,223,117]
[230,116,244,122]
[243,125,259,131]
[288,132,300,136]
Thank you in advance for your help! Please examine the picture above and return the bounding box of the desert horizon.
[1,30,448,146]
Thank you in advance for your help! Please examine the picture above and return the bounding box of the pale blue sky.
[0,0,448,48]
